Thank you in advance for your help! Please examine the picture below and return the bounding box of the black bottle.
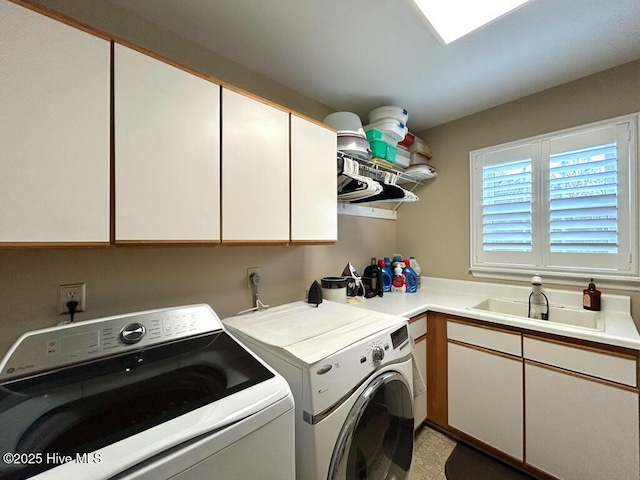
[363,257,383,298]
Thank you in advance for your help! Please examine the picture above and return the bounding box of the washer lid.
[223,301,408,364]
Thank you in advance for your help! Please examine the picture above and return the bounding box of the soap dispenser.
[528,274,549,320]
[583,279,601,311]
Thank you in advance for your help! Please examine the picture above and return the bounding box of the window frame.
[470,113,639,289]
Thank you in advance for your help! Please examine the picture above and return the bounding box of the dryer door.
[329,370,413,480]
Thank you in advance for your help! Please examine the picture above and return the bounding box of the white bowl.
[324,112,364,132]
[337,128,366,138]
[337,135,371,160]
[369,106,408,124]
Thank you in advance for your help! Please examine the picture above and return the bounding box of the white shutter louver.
[482,158,532,253]
[549,143,618,254]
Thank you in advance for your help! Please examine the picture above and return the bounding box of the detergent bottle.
[409,256,422,289]
[391,263,406,293]
[403,259,419,293]
[379,259,393,293]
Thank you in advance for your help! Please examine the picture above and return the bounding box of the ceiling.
[110,0,640,131]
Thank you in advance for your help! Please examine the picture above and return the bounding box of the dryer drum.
[329,371,414,480]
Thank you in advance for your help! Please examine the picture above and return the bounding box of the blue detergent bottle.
[403,259,419,293]
[379,259,393,293]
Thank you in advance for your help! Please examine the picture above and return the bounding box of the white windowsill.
[470,266,640,291]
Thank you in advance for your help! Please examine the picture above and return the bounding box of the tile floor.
[410,426,457,479]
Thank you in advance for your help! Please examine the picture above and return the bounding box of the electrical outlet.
[247,267,260,289]
[59,283,86,314]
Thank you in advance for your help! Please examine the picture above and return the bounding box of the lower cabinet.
[437,315,640,480]
[525,362,639,480]
[447,337,523,460]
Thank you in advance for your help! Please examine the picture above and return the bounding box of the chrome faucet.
[528,275,549,320]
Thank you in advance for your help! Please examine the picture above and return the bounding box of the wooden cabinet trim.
[0,242,110,249]
[409,313,428,323]
[221,240,290,246]
[11,0,111,40]
[414,333,427,343]
[525,359,639,393]
[289,240,336,245]
[448,339,522,362]
[426,313,448,428]
[114,240,221,247]
[290,112,336,131]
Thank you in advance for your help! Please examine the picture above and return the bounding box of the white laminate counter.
[352,277,640,351]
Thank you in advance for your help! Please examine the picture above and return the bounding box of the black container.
[363,257,383,298]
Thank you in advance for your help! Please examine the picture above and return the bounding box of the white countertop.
[352,277,640,351]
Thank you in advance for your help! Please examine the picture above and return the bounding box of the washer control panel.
[309,322,411,415]
[0,304,222,382]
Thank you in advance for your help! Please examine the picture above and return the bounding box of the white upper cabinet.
[114,44,221,243]
[0,1,110,244]
[290,115,337,242]
[221,88,289,243]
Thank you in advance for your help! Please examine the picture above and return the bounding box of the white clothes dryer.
[0,305,295,480]
[223,300,414,480]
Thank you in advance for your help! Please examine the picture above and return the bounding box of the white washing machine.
[223,300,414,480]
[0,304,295,480]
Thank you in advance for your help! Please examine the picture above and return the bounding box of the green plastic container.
[385,144,397,162]
[365,128,384,141]
[369,139,397,162]
[369,138,388,159]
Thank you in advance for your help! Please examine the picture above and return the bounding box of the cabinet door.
[290,115,336,242]
[413,338,427,428]
[114,44,221,242]
[448,342,523,460]
[0,2,110,244]
[525,362,640,480]
[221,88,289,243]
[410,316,428,428]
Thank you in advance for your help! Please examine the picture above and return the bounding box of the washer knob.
[371,345,385,364]
[120,323,146,344]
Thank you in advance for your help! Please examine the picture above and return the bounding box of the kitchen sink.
[468,297,605,331]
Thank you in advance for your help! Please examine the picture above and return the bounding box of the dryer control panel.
[0,304,223,382]
[306,322,411,416]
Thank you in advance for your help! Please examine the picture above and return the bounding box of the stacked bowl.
[364,106,410,166]
[323,112,371,161]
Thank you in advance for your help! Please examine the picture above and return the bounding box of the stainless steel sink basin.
[468,297,605,331]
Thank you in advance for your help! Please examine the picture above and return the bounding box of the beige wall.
[0,1,397,357]
[397,59,640,326]
[0,215,396,358]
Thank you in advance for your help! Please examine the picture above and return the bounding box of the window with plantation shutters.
[470,114,639,286]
